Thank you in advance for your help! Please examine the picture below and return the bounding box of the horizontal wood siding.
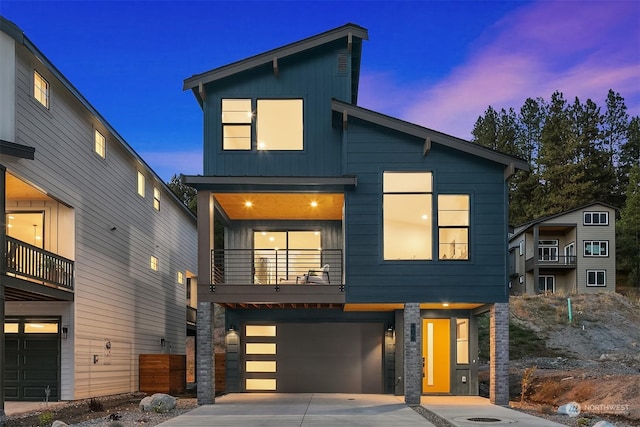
[10,43,197,399]
[344,120,508,303]
[203,43,350,177]
[139,354,186,394]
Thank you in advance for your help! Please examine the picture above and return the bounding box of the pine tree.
[617,164,640,287]
[619,116,640,202]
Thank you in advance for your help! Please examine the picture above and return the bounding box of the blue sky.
[2,1,639,182]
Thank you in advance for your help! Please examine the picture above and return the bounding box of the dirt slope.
[505,292,640,426]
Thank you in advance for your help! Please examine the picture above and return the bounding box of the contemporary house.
[508,202,616,295]
[0,17,197,403]
[182,23,528,405]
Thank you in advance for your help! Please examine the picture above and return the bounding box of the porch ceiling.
[6,173,50,201]
[214,193,343,220]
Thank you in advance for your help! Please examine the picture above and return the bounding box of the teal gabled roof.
[183,23,368,105]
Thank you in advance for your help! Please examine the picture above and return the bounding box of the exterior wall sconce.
[62,326,69,340]
[228,325,236,332]
[160,338,166,348]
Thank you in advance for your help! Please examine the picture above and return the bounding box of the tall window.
[383,172,432,260]
[137,171,145,197]
[257,99,303,150]
[94,129,106,158]
[456,319,469,364]
[33,70,49,109]
[222,99,252,150]
[153,187,161,211]
[438,195,469,260]
[586,270,606,287]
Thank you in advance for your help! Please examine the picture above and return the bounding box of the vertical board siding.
[344,121,508,303]
[203,45,350,177]
[8,43,198,399]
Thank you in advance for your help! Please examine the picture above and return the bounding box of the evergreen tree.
[471,106,499,149]
[619,116,640,201]
[538,91,587,215]
[617,164,640,287]
[167,174,197,215]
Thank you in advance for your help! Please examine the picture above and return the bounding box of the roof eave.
[331,99,529,172]
[183,24,368,93]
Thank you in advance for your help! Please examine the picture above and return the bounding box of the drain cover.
[467,418,501,422]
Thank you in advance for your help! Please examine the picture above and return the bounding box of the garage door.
[4,319,60,401]
[244,322,383,393]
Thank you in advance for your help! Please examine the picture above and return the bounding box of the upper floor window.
[177,271,184,285]
[257,99,303,150]
[438,195,469,260]
[150,256,158,271]
[584,211,608,225]
[94,129,106,158]
[383,172,432,260]
[153,187,161,210]
[584,240,608,257]
[222,99,252,150]
[586,270,606,287]
[137,171,145,197]
[538,240,558,261]
[33,70,49,109]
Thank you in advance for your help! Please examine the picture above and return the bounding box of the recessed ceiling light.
[310,201,318,207]
[442,303,450,307]
[245,201,253,207]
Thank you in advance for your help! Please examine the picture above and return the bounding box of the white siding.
[5,40,197,400]
[0,32,15,142]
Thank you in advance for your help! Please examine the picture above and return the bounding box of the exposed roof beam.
[423,137,431,156]
[273,57,279,77]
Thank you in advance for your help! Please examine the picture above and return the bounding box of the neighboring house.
[182,23,528,405]
[508,202,616,295]
[0,17,197,403]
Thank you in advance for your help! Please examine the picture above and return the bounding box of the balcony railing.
[5,236,74,291]
[525,255,577,271]
[211,249,342,285]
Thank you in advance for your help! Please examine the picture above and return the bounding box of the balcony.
[204,249,345,305]
[525,255,577,271]
[4,236,74,293]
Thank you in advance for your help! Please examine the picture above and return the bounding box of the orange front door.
[422,319,450,393]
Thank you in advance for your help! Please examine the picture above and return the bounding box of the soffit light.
[310,201,318,207]
[245,201,253,207]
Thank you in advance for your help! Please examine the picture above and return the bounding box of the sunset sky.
[2,1,638,181]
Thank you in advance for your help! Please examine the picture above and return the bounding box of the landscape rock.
[52,421,68,427]
[139,393,177,413]
[592,421,615,427]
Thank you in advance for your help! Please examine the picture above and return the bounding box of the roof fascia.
[183,24,368,93]
[0,139,35,160]
[181,175,357,191]
[0,17,196,222]
[332,100,529,171]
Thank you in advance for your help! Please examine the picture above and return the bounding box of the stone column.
[490,302,509,406]
[403,303,421,405]
[196,302,215,404]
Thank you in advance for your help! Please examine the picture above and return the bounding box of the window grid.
[584,211,608,225]
[33,70,49,109]
[538,275,555,293]
[586,270,606,287]
[584,240,608,257]
[222,99,252,150]
[94,129,106,158]
[177,271,184,285]
[438,195,470,260]
[150,256,158,271]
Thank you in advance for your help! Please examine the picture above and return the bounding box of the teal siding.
[343,120,509,303]
[202,43,351,177]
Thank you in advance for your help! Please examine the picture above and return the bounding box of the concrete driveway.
[155,393,567,427]
[155,393,436,426]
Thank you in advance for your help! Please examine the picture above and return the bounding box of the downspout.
[0,165,6,424]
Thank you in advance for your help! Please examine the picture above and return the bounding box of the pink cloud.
[359,0,640,140]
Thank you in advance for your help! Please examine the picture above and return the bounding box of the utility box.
[139,354,186,394]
